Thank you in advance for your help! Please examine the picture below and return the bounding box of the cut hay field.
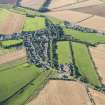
[20,0,46,10]
[45,10,92,23]
[64,28,105,44]
[0,0,17,5]
[0,11,26,35]
[57,41,72,64]
[72,42,101,86]
[90,44,105,84]
[23,17,46,32]
[78,16,105,31]
[0,49,26,64]
[26,80,91,105]
[89,88,105,105]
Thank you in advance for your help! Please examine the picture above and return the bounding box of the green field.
[0,39,23,48]
[0,58,52,105]
[57,41,72,64]
[0,63,41,103]
[72,42,101,86]
[23,17,46,32]
[64,28,105,44]
[4,70,52,105]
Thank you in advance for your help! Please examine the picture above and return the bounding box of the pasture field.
[0,63,41,103]
[26,80,91,105]
[90,44,105,84]
[23,17,46,32]
[20,0,46,10]
[1,39,23,48]
[57,41,72,64]
[0,11,26,35]
[72,42,101,86]
[0,49,26,64]
[64,28,105,44]
[45,10,92,23]
[79,16,105,31]
[89,88,105,105]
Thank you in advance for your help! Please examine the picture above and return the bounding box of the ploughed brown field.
[0,0,17,4]
[90,44,105,84]
[0,49,26,64]
[89,88,105,105]
[20,0,46,10]
[0,12,26,35]
[26,80,91,105]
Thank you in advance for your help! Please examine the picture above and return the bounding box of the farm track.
[0,12,26,35]
[0,49,26,64]
[89,44,105,84]
[26,80,92,105]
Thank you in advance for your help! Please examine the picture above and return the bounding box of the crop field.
[64,28,105,44]
[72,42,101,86]
[68,0,103,10]
[23,17,46,32]
[46,10,92,23]
[89,88,105,105]
[72,3,105,17]
[78,16,105,31]
[0,11,26,35]
[0,9,10,25]
[48,0,83,10]
[90,44,105,84]
[0,0,17,5]
[48,0,103,11]
[26,80,91,105]
[20,0,46,10]
[57,41,72,64]
[0,49,26,64]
